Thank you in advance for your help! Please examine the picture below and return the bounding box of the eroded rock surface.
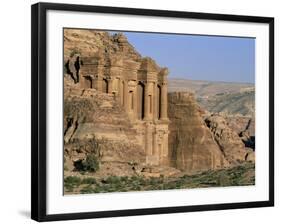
[205,114,254,164]
[168,92,229,173]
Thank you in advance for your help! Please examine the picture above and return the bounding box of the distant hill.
[168,78,255,116]
[197,90,255,116]
[168,78,254,97]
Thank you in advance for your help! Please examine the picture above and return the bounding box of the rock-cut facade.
[75,34,169,166]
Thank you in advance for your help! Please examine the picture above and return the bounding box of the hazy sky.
[113,31,255,84]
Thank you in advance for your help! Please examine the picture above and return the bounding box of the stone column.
[153,82,158,120]
[133,85,138,120]
[160,131,169,165]
[144,83,149,120]
[160,82,168,120]
[96,78,102,92]
[163,132,169,157]
[108,79,113,94]
[123,81,129,112]
[144,82,153,120]
[153,131,159,165]
[96,64,104,91]
[145,124,153,164]
[119,79,123,105]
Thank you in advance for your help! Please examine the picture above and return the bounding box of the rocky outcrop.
[225,116,255,150]
[205,114,255,164]
[225,116,254,135]
[64,29,142,84]
[64,29,141,60]
[167,92,255,173]
[168,92,229,173]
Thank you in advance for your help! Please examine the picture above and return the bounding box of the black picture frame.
[31,2,274,222]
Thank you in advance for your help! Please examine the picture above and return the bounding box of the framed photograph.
[31,2,274,222]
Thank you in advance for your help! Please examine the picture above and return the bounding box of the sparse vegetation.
[69,136,102,173]
[82,154,100,172]
[80,185,95,194]
[64,176,81,192]
[81,177,97,184]
[64,163,255,194]
[74,154,100,173]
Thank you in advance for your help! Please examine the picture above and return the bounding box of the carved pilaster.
[145,123,154,164]
[160,82,168,120]
[144,81,153,120]
[153,82,158,120]
[133,87,138,119]
[108,78,113,94]
[96,78,102,91]
[118,79,123,105]
[123,81,129,112]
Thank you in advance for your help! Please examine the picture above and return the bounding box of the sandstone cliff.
[168,92,255,173]
[168,92,229,173]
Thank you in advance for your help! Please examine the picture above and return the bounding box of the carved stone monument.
[77,37,169,165]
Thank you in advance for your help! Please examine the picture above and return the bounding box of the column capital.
[142,80,155,85]
[127,80,137,88]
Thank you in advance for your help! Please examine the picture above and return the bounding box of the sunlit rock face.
[205,114,255,164]
[168,92,229,173]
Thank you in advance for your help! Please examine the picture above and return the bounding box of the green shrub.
[80,185,95,194]
[74,154,100,173]
[64,176,81,186]
[131,185,141,191]
[64,176,81,192]
[105,176,121,184]
[120,176,129,182]
[83,154,99,172]
[93,187,102,193]
[81,177,97,185]
[148,177,159,185]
